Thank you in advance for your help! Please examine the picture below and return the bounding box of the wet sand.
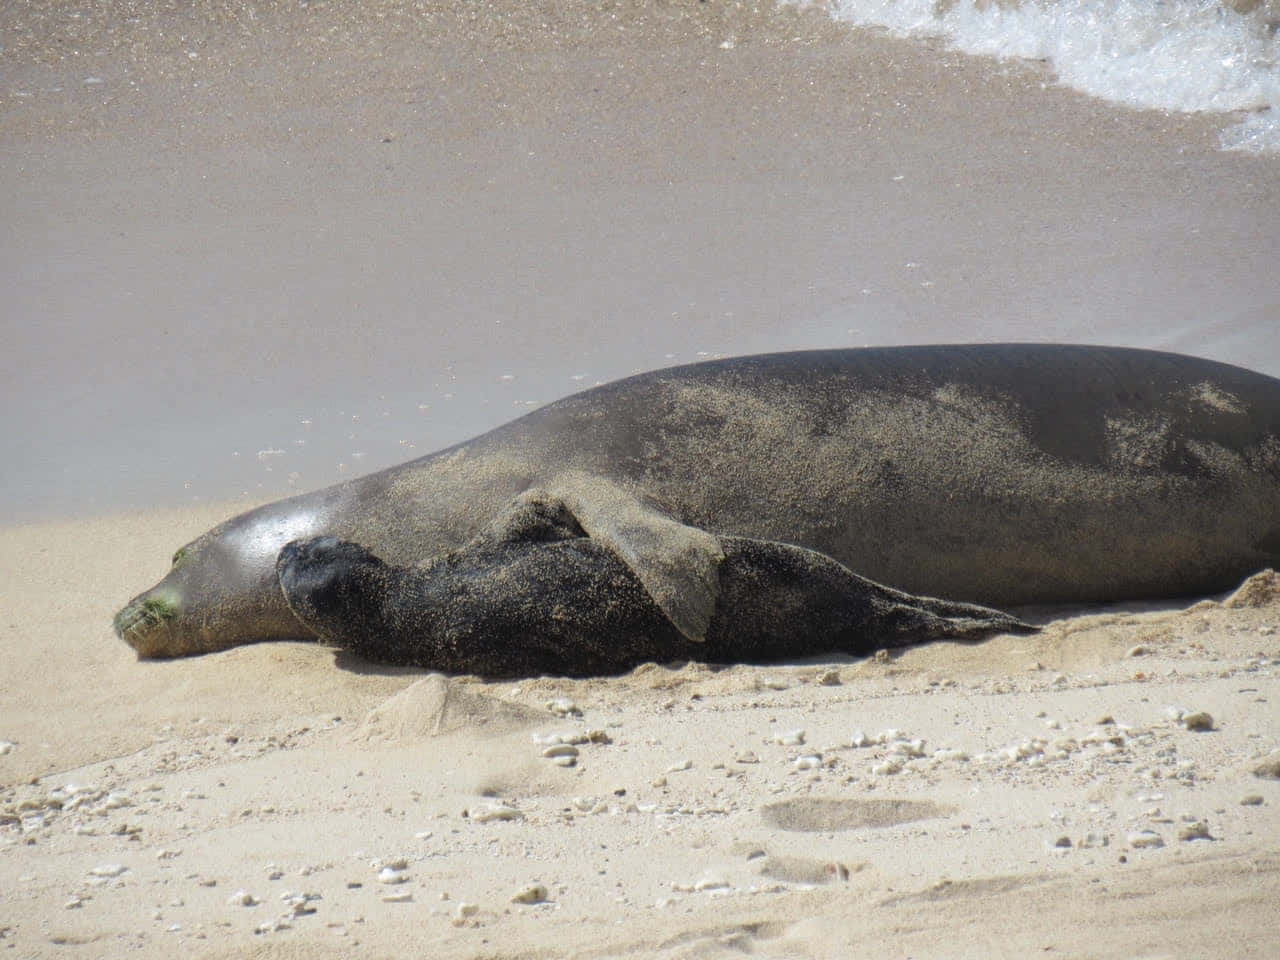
[3,2,1280,956]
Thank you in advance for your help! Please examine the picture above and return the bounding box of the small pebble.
[1251,755,1280,780]
[377,867,408,885]
[734,750,759,764]
[452,902,479,925]
[284,894,320,916]
[773,729,806,747]
[89,864,128,878]
[1177,821,1213,841]
[546,699,581,717]
[227,890,259,907]
[889,738,926,758]
[1241,794,1264,806]
[667,759,693,772]
[470,802,523,823]
[0,740,14,755]
[542,744,579,759]
[511,884,547,904]
[381,890,413,903]
[794,755,823,771]
[1127,831,1164,849]
[816,669,841,685]
[1126,644,1149,657]
[1182,711,1214,732]
[1052,836,1072,848]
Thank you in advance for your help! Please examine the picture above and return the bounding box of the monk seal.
[274,490,1034,677]
[114,344,1280,666]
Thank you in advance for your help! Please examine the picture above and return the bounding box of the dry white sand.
[2,506,1279,958]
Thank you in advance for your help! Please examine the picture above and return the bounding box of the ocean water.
[816,0,1280,152]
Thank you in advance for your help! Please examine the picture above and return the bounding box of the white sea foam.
[817,0,1280,153]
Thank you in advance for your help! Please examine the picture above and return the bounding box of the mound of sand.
[351,675,545,744]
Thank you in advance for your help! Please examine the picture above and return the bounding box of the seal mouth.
[113,593,181,656]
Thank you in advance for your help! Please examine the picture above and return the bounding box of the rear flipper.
[702,536,1037,662]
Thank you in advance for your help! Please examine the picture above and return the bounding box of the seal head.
[115,500,324,657]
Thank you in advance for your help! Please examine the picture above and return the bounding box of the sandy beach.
[3,504,1279,958]
[3,1,1280,956]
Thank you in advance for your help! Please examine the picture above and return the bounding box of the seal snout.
[113,590,182,658]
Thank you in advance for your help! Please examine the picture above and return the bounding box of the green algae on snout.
[140,595,179,623]
[113,592,181,641]
[171,546,190,567]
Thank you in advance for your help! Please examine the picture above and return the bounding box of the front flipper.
[523,476,725,644]
[470,488,587,548]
